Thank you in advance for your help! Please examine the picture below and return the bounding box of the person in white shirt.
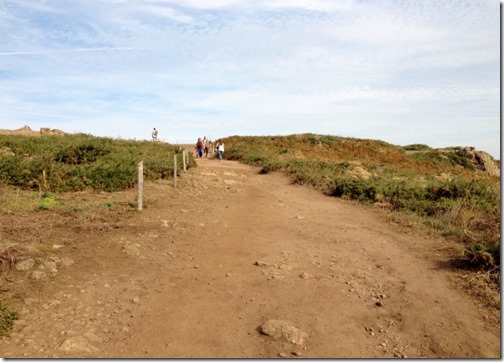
[203,136,210,158]
[216,140,224,161]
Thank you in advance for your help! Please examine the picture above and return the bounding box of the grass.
[222,134,500,281]
[38,194,60,210]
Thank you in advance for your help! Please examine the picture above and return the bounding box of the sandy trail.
[0,158,500,358]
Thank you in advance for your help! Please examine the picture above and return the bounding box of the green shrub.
[0,134,187,192]
[446,152,476,170]
[331,179,377,202]
[411,150,446,164]
[402,144,432,151]
[55,141,111,165]
[463,242,500,269]
[0,301,19,337]
[39,195,59,210]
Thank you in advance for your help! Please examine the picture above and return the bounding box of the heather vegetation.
[0,133,194,192]
[223,134,500,280]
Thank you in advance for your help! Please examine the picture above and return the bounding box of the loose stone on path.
[59,334,101,353]
[259,319,308,345]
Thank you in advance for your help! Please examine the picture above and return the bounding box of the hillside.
[223,134,500,177]
[0,131,500,357]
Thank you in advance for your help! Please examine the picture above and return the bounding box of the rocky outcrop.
[456,147,500,177]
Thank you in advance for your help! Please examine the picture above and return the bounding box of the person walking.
[203,136,210,158]
[216,139,224,161]
[151,128,158,141]
[196,137,204,158]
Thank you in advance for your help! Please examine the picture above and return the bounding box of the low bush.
[331,178,378,202]
[0,134,190,192]
[463,242,500,269]
[0,301,19,337]
[402,143,432,151]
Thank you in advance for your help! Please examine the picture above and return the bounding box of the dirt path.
[0,158,500,358]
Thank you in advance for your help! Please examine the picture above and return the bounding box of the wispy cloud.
[0,0,499,157]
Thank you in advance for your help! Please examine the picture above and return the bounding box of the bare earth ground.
[0,156,500,358]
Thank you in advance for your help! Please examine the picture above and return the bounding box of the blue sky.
[0,0,500,158]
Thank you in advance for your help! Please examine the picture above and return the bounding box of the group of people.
[196,136,224,161]
[151,128,224,161]
[195,136,209,158]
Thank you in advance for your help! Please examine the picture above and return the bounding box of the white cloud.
[122,2,195,23]
[0,0,499,158]
[2,0,64,14]
[263,0,354,12]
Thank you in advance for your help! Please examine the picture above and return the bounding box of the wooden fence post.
[173,154,177,188]
[182,150,187,172]
[137,161,143,211]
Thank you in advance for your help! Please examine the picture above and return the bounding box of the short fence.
[136,149,190,211]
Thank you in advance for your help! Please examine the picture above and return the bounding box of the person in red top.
[196,138,204,158]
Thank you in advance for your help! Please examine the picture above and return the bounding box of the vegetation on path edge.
[222,134,500,283]
[0,133,195,192]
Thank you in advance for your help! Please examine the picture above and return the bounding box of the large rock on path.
[259,319,308,345]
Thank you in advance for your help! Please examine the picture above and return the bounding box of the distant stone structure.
[40,128,65,135]
[0,126,67,137]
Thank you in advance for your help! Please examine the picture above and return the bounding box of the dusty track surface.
[0,157,500,358]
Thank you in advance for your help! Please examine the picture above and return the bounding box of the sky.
[0,0,500,158]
